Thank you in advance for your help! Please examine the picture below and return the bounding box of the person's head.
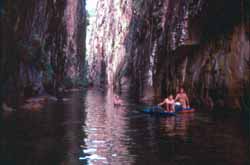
[180,87,184,93]
[169,94,173,99]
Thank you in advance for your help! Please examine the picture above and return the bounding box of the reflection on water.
[161,113,195,139]
[80,89,249,165]
[80,89,134,165]
[1,89,249,165]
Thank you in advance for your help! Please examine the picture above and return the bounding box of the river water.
[1,89,249,165]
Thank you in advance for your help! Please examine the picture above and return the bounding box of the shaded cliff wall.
[65,0,87,84]
[88,0,250,110]
[152,0,250,110]
[1,0,86,106]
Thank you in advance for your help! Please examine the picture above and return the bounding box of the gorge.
[1,0,250,111]
[1,1,250,165]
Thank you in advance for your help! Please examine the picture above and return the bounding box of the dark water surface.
[1,89,249,165]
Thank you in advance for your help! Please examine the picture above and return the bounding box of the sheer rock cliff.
[1,0,87,107]
[88,0,250,110]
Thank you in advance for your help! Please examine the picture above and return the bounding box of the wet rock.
[26,97,47,104]
[20,102,44,111]
[64,88,81,92]
[62,98,71,102]
[20,95,50,111]
[46,96,58,102]
[2,103,16,112]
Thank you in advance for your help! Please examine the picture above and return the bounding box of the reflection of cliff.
[1,1,86,107]
[88,0,250,110]
[82,89,132,164]
[161,113,195,138]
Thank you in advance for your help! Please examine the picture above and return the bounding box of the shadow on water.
[1,91,87,165]
[1,89,249,165]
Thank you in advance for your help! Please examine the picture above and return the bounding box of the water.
[1,89,249,165]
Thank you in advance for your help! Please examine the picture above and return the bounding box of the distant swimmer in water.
[114,95,123,106]
[175,87,190,109]
[158,94,175,112]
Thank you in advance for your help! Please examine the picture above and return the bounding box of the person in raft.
[175,87,190,109]
[158,94,175,112]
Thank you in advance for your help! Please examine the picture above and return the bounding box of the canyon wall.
[88,0,250,110]
[87,0,132,89]
[1,0,86,107]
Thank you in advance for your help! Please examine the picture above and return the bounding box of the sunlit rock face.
[88,0,250,110]
[1,0,86,106]
[87,0,132,90]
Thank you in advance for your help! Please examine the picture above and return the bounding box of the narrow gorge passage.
[1,0,250,165]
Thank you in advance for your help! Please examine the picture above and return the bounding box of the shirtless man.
[158,94,175,112]
[175,87,190,109]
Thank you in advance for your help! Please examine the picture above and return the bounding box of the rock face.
[87,0,132,89]
[1,0,86,107]
[88,0,250,110]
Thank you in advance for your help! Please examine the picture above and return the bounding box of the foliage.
[63,60,89,88]
[78,60,89,86]
[242,87,250,111]
[63,76,74,88]
[241,60,250,112]
[245,0,250,23]
[43,64,54,84]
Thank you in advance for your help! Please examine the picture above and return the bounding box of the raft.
[175,105,195,113]
[142,106,176,116]
[178,108,195,113]
[142,106,195,116]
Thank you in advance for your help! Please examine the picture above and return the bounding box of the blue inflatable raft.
[142,106,176,116]
[143,105,195,116]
